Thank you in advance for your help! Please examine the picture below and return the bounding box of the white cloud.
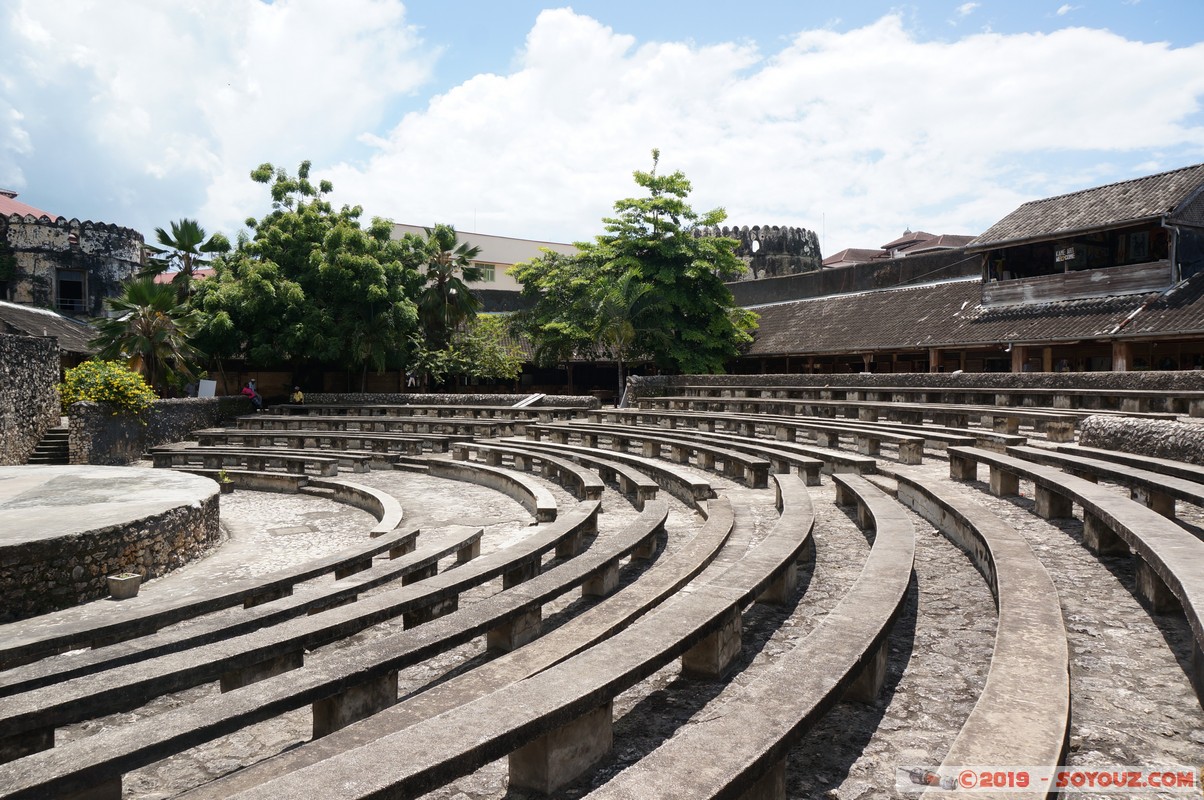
[956,3,981,17]
[1056,4,1082,15]
[3,5,1204,257]
[329,10,1204,254]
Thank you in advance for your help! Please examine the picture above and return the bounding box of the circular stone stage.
[0,465,220,622]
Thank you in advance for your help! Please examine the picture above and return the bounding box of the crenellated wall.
[695,224,823,280]
[0,213,144,315]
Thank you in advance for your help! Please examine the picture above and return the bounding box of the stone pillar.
[583,563,619,597]
[220,650,304,692]
[509,701,613,794]
[1082,513,1129,555]
[737,760,786,800]
[1035,485,1073,519]
[312,671,398,737]
[949,453,977,481]
[988,466,1018,497]
[403,596,458,628]
[1131,487,1176,518]
[1135,560,1181,614]
[682,606,743,678]
[845,640,889,703]
[487,608,542,651]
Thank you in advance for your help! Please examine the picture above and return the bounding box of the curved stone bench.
[151,447,341,476]
[238,413,518,438]
[887,466,1070,797]
[451,441,605,502]
[0,523,419,672]
[424,457,558,523]
[500,436,713,507]
[947,445,1204,703]
[595,407,925,466]
[153,442,376,473]
[301,478,405,536]
[530,422,772,489]
[192,428,429,454]
[1007,444,1204,522]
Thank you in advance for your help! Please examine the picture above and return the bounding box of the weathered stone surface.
[0,333,58,465]
[304,392,600,408]
[1079,415,1204,465]
[0,465,220,620]
[69,397,252,465]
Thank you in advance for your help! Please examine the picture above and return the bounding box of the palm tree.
[91,278,203,394]
[140,218,229,301]
[417,224,484,350]
[594,271,665,404]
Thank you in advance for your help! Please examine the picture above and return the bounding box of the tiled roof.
[0,301,97,355]
[152,268,215,284]
[745,274,1204,357]
[0,190,60,221]
[904,234,976,253]
[821,248,885,266]
[971,162,1204,249]
[880,230,934,250]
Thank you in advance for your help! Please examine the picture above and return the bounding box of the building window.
[56,269,86,313]
[477,263,496,282]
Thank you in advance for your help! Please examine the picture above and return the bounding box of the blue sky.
[3,1,1204,255]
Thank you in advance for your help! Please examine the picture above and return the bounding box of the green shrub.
[60,360,157,417]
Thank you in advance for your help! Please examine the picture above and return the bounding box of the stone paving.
[15,425,1204,799]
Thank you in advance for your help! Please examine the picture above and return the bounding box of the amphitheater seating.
[527,421,772,488]
[450,441,606,501]
[0,521,418,672]
[423,457,559,522]
[193,427,433,453]
[183,477,812,799]
[946,446,1204,702]
[582,472,913,800]
[151,445,341,476]
[1007,444,1204,523]
[501,436,714,506]
[239,412,520,437]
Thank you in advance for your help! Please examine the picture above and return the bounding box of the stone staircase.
[27,425,69,465]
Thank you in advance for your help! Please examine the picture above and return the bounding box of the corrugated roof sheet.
[0,301,97,355]
[971,162,1204,249]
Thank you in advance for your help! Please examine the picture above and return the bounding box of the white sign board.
[198,379,217,398]
[1055,247,1075,262]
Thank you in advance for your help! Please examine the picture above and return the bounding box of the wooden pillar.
[928,347,941,373]
[1112,340,1132,372]
[1010,345,1026,373]
[1042,346,1053,373]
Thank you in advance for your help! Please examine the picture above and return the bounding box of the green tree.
[140,218,230,301]
[514,150,757,385]
[90,278,203,394]
[417,224,484,351]
[192,161,424,384]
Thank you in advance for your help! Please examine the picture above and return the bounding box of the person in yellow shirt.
[290,386,305,404]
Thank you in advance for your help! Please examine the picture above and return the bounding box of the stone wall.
[628,370,1204,400]
[726,248,978,308]
[305,392,601,409]
[69,396,254,465]
[0,491,220,622]
[0,333,59,465]
[1078,416,1204,466]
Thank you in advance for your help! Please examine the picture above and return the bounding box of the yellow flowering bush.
[59,360,157,417]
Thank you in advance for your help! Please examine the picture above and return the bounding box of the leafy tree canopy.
[192,161,424,375]
[513,149,757,377]
[60,360,157,417]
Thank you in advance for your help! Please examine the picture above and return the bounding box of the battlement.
[695,224,823,280]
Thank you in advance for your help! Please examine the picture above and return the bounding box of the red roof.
[152,268,216,284]
[0,190,60,221]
